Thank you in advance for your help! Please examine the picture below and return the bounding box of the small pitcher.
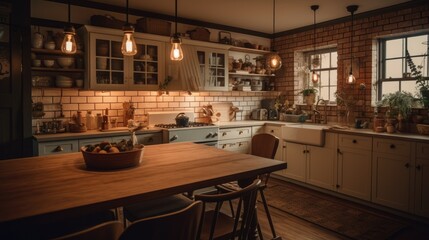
[32,32,44,49]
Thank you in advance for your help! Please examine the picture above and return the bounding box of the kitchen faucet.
[313,98,328,124]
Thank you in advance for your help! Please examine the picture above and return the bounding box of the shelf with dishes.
[229,72,275,77]
[229,46,271,55]
[31,48,84,56]
[32,73,84,89]
[32,67,84,72]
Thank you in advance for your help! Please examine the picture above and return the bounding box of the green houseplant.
[380,91,416,132]
[300,87,318,105]
[405,50,429,107]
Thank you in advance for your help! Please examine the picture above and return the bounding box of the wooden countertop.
[0,142,286,224]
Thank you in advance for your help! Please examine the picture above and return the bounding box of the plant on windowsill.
[379,91,416,132]
[300,87,318,106]
[405,50,429,108]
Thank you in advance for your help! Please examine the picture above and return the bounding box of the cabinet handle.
[390,144,395,149]
[337,148,343,155]
[54,146,63,152]
[416,165,421,170]
[239,130,243,135]
[302,150,306,154]
[148,137,153,142]
[270,130,274,133]
[405,163,410,168]
[222,132,227,136]
[352,139,357,144]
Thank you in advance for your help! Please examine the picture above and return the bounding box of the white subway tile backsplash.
[111,91,125,96]
[103,96,118,102]
[87,96,103,103]
[168,102,179,107]
[79,104,95,111]
[78,91,94,97]
[71,97,87,103]
[145,96,157,102]
[62,89,79,96]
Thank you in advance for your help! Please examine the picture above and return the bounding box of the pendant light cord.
[272,0,275,51]
[175,0,178,35]
[68,0,71,23]
[313,7,316,57]
[350,10,353,73]
[126,0,129,24]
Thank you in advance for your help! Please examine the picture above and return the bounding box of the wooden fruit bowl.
[81,145,144,170]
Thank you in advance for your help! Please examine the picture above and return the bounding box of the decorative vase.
[420,89,429,108]
[32,32,44,49]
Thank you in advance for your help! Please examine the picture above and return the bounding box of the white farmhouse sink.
[281,123,328,146]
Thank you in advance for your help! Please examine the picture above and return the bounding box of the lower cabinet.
[415,143,429,218]
[264,124,283,161]
[283,132,336,190]
[218,126,252,154]
[35,132,162,156]
[337,134,372,201]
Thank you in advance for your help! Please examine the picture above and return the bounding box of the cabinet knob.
[222,144,226,149]
[222,132,227,136]
[390,144,395,149]
[352,139,357,144]
[336,184,340,188]
[212,132,218,137]
[170,135,178,141]
[302,150,306,154]
[405,163,410,168]
[337,148,343,155]
[239,130,243,135]
[54,146,63,152]
[416,165,421,170]
[270,130,274,133]
[148,137,153,142]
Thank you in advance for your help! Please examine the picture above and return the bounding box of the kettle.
[175,112,189,127]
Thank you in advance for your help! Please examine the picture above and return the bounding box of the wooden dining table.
[0,142,286,227]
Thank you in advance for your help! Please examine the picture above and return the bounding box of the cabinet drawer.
[373,138,411,157]
[218,138,251,154]
[265,125,281,137]
[137,133,163,145]
[416,142,429,159]
[219,127,251,140]
[38,140,79,156]
[338,134,372,150]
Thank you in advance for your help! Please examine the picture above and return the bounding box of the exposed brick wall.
[274,1,429,122]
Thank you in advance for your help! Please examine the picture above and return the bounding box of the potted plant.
[380,91,416,132]
[405,50,429,108]
[300,87,318,105]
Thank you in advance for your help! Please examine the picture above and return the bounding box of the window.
[378,34,429,99]
[307,49,337,103]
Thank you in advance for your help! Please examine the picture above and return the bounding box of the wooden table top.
[0,142,286,224]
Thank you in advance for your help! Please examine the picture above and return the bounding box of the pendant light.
[311,5,319,83]
[170,0,183,61]
[121,0,137,56]
[61,0,77,54]
[346,5,358,84]
[265,0,282,71]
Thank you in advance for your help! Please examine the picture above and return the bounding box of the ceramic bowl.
[32,59,42,67]
[81,145,144,170]
[44,41,56,50]
[57,57,75,68]
[43,59,55,68]
[56,75,73,88]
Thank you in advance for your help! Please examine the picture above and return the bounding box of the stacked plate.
[56,75,74,88]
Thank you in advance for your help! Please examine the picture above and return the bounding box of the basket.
[135,18,171,36]
[90,15,125,30]
[188,28,210,41]
[81,145,144,170]
[416,124,429,135]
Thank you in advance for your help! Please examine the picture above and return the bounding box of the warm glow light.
[121,30,137,56]
[347,73,356,84]
[170,36,183,61]
[265,52,282,71]
[312,71,319,83]
[61,31,77,54]
[271,58,278,67]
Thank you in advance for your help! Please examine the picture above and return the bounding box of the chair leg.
[259,188,281,240]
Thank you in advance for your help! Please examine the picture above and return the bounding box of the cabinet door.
[415,143,429,218]
[337,148,372,201]
[131,39,165,90]
[89,33,128,90]
[197,47,228,91]
[137,133,163,145]
[306,133,336,191]
[219,138,251,154]
[372,152,412,211]
[284,142,306,182]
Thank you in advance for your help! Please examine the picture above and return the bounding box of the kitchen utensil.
[81,145,144,170]
[57,57,74,68]
[43,59,55,68]
[175,112,189,127]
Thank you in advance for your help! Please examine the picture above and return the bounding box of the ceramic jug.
[32,32,44,49]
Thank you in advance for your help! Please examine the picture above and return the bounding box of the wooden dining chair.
[53,221,124,240]
[219,133,280,240]
[195,179,261,240]
[119,200,203,240]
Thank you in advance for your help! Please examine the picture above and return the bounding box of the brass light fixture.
[121,0,137,56]
[61,0,77,54]
[170,0,183,61]
[311,5,319,83]
[265,0,282,71]
[346,5,358,84]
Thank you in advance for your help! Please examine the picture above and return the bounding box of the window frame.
[377,33,429,100]
[307,48,337,103]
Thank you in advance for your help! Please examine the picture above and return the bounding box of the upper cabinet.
[80,26,166,91]
[196,47,228,91]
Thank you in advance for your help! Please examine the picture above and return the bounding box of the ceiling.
[87,0,410,35]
